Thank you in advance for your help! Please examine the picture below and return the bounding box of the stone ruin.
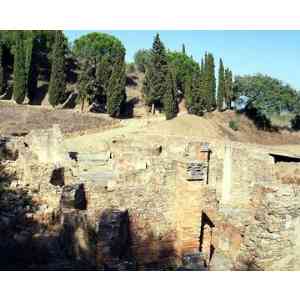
[1,124,300,270]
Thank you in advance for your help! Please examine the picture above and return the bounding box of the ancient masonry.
[2,124,300,270]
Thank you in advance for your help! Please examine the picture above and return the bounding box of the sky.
[65,30,300,90]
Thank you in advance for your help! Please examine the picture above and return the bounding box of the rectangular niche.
[186,161,208,182]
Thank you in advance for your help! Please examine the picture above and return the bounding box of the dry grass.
[0,101,120,136]
[269,113,296,128]
[145,110,300,146]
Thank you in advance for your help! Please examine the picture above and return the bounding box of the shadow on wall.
[199,211,215,268]
[0,140,204,270]
[0,160,46,269]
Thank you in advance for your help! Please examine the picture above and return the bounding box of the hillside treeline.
[0,31,299,126]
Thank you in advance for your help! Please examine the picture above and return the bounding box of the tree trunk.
[151,103,155,114]
[81,98,85,113]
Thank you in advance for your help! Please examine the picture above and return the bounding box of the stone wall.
[3,125,300,270]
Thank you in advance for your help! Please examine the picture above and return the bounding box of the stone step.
[79,171,114,184]
[77,152,110,162]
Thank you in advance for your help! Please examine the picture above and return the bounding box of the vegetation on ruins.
[13,31,26,104]
[49,31,66,107]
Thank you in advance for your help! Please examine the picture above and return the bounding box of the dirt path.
[64,116,165,153]
[64,111,300,156]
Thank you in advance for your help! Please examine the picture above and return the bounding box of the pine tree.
[13,31,26,104]
[107,55,126,117]
[95,54,111,108]
[0,41,5,95]
[78,59,94,112]
[163,67,177,120]
[142,33,168,111]
[217,58,225,111]
[182,44,186,55]
[48,30,66,107]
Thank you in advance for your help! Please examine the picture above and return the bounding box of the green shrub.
[291,115,300,130]
[126,63,135,74]
[229,119,239,131]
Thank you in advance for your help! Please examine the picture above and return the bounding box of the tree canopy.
[234,74,299,114]
[134,49,151,73]
[142,34,169,109]
[167,50,199,95]
[73,32,125,63]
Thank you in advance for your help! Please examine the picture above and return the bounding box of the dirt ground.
[0,101,120,136]
[1,100,300,155]
[64,110,300,155]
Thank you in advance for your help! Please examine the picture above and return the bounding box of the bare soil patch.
[146,111,300,146]
[0,101,120,136]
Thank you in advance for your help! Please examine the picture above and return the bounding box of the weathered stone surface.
[24,124,69,163]
[60,184,87,210]
[3,125,300,270]
[179,253,207,270]
[60,211,95,264]
[96,209,131,268]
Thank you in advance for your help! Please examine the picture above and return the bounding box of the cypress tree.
[142,33,168,111]
[13,31,26,104]
[225,68,233,109]
[107,55,126,117]
[0,41,5,95]
[207,53,216,111]
[217,58,225,111]
[184,74,192,108]
[163,67,177,120]
[25,33,38,102]
[201,53,209,111]
[189,69,205,116]
[48,30,66,107]
[182,44,186,55]
[142,66,153,107]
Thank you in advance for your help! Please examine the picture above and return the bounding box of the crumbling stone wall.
[3,125,300,270]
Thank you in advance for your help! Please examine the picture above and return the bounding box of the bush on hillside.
[229,119,239,131]
[126,63,135,74]
[291,115,300,130]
